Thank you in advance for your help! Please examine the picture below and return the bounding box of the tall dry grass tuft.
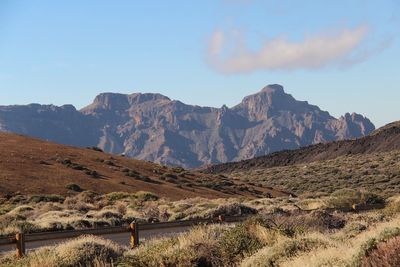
[241,233,330,267]
[0,235,122,267]
[124,224,228,267]
[277,215,400,267]
[54,235,123,266]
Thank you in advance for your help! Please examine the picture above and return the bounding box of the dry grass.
[279,215,400,267]
[241,233,330,267]
[124,224,229,267]
[0,188,390,237]
[0,235,122,267]
[0,191,261,236]
[1,204,399,267]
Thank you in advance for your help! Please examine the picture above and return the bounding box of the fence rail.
[0,215,248,257]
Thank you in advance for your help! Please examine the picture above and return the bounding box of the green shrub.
[85,169,99,178]
[171,167,185,173]
[106,192,133,202]
[241,237,328,267]
[218,222,264,265]
[104,160,115,166]
[29,194,64,203]
[327,189,385,210]
[135,191,159,201]
[344,222,367,238]
[65,183,82,192]
[87,146,103,152]
[162,173,178,179]
[205,203,257,218]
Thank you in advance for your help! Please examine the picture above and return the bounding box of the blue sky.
[0,0,399,127]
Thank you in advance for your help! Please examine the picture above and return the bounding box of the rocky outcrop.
[0,85,375,167]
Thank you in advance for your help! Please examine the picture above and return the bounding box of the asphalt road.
[0,225,194,255]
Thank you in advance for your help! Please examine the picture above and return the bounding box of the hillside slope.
[229,149,400,197]
[0,84,374,168]
[204,121,400,174]
[0,133,290,199]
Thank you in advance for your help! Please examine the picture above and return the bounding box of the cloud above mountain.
[206,25,374,73]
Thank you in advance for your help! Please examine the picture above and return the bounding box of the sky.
[0,0,399,127]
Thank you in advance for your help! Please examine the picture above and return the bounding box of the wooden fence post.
[15,233,25,258]
[130,221,139,249]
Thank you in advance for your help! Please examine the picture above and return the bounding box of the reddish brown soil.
[203,122,400,174]
[0,133,290,199]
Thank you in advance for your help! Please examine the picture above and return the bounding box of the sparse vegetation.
[0,189,393,237]
[231,150,400,197]
[2,209,399,267]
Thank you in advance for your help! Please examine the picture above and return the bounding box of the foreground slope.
[0,84,374,168]
[204,120,400,174]
[0,133,289,199]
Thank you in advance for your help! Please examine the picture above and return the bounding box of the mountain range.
[0,84,375,168]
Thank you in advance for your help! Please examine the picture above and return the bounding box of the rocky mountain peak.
[331,112,375,139]
[127,93,171,105]
[81,92,171,114]
[234,84,312,121]
[260,84,285,94]
[85,93,130,111]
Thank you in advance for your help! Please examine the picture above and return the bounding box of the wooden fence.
[0,215,247,257]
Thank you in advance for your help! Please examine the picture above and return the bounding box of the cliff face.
[0,85,375,167]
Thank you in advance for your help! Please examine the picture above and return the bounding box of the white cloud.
[206,25,374,73]
[208,31,225,56]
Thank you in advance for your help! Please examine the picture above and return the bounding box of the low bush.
[343,222,368,238]
[87,146,104,152]
[352,227,400,266]
[29,194,64,203]
[218,221,265,265]
[327,189,385,210]
[241,236,328,267]
[124,225,226,267]
[361,236,400,267]
[65,183,82,192]
[135,191,159,201]
[85,170,100,178]
[0,235,123,267]
[106,192,133,202]
[383,196,400,216]
[205,203,258,218]
[162,173,178,179]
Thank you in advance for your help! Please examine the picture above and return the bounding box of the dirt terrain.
[0,132,290,199]
[203,121,400,174]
